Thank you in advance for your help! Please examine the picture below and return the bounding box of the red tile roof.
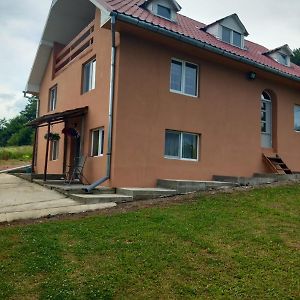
[96,0,300,79]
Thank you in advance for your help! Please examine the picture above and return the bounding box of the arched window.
[261,91,272,148]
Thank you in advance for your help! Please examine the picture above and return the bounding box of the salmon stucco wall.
[35,8,114,184]
[110,31,300,187]
[35,15,300,188]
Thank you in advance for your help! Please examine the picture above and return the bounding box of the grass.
[0,146,32,161]
[0,184,299,299]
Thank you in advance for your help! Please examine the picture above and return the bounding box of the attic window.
[221,26,242,48]
[157,4,171,19]
[278,53,288,66]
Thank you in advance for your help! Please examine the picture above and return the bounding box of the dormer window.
[232,31,242,48]
[263,44,294,67]
[144,0,182,22]
[221,26,242,48]
[222,27,231,44]
[278,53,288,66]
[157,4,171,19]
[203,14,248,50]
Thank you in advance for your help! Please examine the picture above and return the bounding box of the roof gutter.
[112,12,300,84]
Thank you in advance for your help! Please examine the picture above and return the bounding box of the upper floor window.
[157,4,171,19]
[278,53,288,66]
[91,127,104,157]
[145,0,181,22]
[294,105,300,132]
[165,130,199,161]
[203,14,248,49]
[48,85,57,112]
[82,58,96,93]
[222,26,242,48]
[263,45,293,67]
[170,59,198,97]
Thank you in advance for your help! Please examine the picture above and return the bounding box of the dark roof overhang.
[27,106,88,127]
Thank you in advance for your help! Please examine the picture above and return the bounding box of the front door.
[261,91,272,148]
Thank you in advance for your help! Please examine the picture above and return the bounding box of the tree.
[0,118,7,130]
[291,48,300,66]
[0,97,37,147]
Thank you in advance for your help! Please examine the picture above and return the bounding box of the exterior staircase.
[34,178,238,204]
[263,154,293,174]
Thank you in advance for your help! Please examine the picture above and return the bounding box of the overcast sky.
[0,0,300,120]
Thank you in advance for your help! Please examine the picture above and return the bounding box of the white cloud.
[0,0,51,120]
[0,84,26,119]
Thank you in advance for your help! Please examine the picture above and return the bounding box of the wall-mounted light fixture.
[247,71,257,80]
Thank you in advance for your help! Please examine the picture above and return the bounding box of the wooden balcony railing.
[54,20,95,74]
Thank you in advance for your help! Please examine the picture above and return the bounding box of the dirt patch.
[0,160,31,171]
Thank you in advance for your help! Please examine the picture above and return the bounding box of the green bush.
[0,146,33,161]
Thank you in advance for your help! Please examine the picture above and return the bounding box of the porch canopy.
[28,106,88,182]
[28,106,88,128]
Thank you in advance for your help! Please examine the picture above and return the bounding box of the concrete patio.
[0,174,116,223]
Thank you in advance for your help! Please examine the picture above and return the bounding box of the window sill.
[164,156,198,162]
[91,154,104,158]
[170,89,198,98]
[82,88,96,95]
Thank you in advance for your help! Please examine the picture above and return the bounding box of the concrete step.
[0,202,116,223]
[70,194,133,204]
[213,175,276,186]
[116,188,177,200]
[45,184,116,195]
[157,179,238,193]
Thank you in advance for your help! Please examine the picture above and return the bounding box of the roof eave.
[112,12,300,83]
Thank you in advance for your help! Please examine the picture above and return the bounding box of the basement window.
[165,130,199,161]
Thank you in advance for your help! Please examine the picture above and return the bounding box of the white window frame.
[221,26,243,49]
[170,58,199,98]
[50,140,59,161]
[294,105,300,132]
[82,58,96,94]
[164,130,199,161]
[49,85,57,112]
[91,128,104,157]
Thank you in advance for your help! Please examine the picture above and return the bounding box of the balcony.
[54,20,95,75]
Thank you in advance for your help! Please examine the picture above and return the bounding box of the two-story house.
[25,0,300,189]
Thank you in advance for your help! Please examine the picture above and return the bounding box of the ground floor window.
[91,128,104,157]
[294,105,300,131]
[50,140,59,161]
[164,130,198,160]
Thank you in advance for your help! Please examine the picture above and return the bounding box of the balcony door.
[261,91,272,148]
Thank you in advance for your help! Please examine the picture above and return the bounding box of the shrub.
[0,146,33,161]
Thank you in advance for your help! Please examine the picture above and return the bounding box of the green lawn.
[0,185,299,299]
